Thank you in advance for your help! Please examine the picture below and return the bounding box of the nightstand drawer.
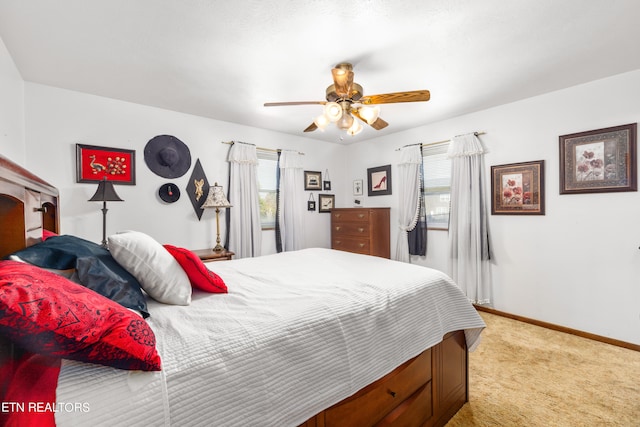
[332,237,370,255]
[191,248,234,262]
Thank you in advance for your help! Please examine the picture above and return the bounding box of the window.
[257,150,278,229]
[422,143,451,230]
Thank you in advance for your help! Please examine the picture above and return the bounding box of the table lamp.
[201,182,232,251]
[88,177,123,248]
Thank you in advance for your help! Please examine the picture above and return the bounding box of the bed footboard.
[300,330,467,427]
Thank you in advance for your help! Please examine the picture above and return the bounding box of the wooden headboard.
[0,153,60,396]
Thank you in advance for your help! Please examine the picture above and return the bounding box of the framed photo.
[304,170,322,190]
[559,123,637,194]
[323,180,331,190]
[491,160,545,215]
[353,179,363,196]
[76,144,136,185]
[318,194,335,213]
[367,165,392,196]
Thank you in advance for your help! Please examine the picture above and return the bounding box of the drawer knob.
[358,243,365,248]
[358,214,365,218]
[336,241,341,245]
[388,389,396,398]
[358,228,364,233]
[335,226,341,231]
[335,213,341,218]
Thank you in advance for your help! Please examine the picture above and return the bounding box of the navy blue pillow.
[8,235,149,318]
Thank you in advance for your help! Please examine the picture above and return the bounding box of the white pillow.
[107,231,191,305]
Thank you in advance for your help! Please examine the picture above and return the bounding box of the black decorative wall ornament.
[158,183,180,203]
[186,159,209,220]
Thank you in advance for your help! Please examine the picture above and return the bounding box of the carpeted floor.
[446,312,640,426]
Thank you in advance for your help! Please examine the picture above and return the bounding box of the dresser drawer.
[332,237,370,254]
[324,349,432,426]
[332,210,370,223]
[332,222,370,237]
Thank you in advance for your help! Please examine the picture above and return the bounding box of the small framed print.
[304,171,322,190]
[353,179,363,196]
[76,144,136,185]
[491,160,545,215]
[559,123,637,194]
[307,194,316,211]
[318,194,335,213]
[368,165,392,196]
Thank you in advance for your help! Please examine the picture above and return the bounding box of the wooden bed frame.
[0,153,469,427]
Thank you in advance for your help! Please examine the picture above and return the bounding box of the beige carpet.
[446,312,640,426]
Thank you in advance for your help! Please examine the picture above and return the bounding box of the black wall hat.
[144,135,192,178]
[158,183,180,203]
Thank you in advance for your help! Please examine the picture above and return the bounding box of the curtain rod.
[221,140,305,155]
[395,131,486,151]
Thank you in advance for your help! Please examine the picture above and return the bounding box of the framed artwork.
[323,169,331,190]
[491,160,545,215]
[304,171,322,190]
[353,179,363,196]
[367,165,392,196]
[318,194,335,213]
[76,144,135,185]
[559,123,637,194]
[307,194,316,211]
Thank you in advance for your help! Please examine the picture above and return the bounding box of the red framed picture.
[76,144,136,185]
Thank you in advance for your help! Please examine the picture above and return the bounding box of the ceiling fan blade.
[352,110,389,130]
[360,90,430,105]
[332,67,354,98]
[369,117,389,130]
[264,101,326,107]
[303,122,318,132]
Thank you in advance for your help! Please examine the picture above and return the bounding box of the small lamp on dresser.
[201,182,232,251]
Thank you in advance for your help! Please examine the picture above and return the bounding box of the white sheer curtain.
[447,133,491,304]
[394,145,422,263]
[227,143,262,259]
[278,150,305,251]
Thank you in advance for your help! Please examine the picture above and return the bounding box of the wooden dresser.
[331,207,390,259]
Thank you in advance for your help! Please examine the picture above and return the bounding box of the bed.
[0,153,485,427]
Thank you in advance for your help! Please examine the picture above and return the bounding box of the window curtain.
[447,133,491,304]
[394,145,422,263]
[408,146,427,256]
[226,142,262,259]
[276,150,305,251]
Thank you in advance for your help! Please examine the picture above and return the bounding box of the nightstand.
[192,248,235,262]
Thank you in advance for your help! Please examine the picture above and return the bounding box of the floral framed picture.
[304,171,322,190]
[491,160,545,215]
[559,123,637,194]
[76,144,136,185]
[367,165,392,196]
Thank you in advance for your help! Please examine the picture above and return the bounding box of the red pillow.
[42,229,58,241]
[0,260,161,371]
[163,245,227,293]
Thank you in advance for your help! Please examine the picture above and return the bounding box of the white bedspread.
[56,248,484,427]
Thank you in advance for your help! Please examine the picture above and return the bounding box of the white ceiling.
[1,0,639,144]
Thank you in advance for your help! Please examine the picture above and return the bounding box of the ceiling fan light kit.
[264,62,430,137]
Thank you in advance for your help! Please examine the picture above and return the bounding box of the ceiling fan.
[264,63,430,136]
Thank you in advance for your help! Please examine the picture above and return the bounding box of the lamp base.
[213,243,225,252]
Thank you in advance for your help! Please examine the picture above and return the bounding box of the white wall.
[23,83,347,253]
[0,36,25,164]
[344,70,640,345]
